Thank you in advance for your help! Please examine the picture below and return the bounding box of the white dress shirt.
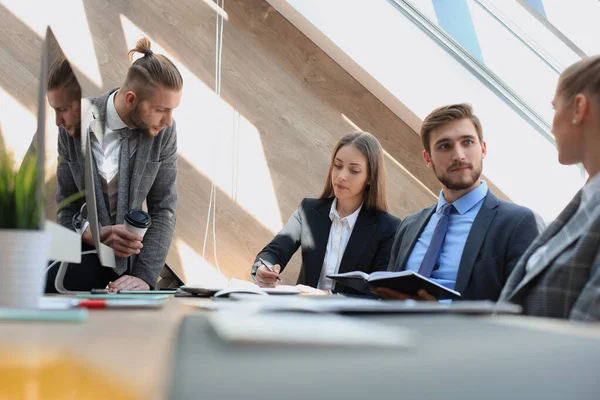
[525,172,600,273]
[90,91,138,221]
[316,199,362,290]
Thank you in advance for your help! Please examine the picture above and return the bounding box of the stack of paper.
[209,311,412,348]
[227,278,301,295]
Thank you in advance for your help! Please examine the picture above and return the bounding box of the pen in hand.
[259,257,281,281]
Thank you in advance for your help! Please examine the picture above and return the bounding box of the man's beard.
[433,160,482,191]
[127,104,150,136]
[66,123,81,138]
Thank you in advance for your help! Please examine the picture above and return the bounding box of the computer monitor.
[84,128,116,268]
[43,27,115,268]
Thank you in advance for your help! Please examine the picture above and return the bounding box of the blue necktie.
[418,203,454,278]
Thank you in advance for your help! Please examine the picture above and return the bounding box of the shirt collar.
[329,198,362,229]
[582,172,600,207]
[436,180,488,215]
[106,91,129,131]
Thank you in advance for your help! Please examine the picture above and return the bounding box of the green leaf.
[0,149,43,230]
[57,190,86,213]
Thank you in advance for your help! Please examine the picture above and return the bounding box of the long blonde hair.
[320,132,388,213]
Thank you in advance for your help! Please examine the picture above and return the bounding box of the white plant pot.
[0,229,49,309]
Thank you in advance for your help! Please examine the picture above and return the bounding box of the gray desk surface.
[169,313,600,400]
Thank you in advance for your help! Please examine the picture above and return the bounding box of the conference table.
[1,296,600,400]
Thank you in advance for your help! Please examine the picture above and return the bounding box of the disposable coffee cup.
[124,209,152,239]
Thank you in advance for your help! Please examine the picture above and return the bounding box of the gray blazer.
[499,190,600,321]
[56,89,178,286]
[389,191,539,301]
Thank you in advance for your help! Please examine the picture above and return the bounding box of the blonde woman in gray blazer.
[500,56,600,321]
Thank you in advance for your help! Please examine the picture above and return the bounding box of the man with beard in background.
[50,37,182,292]
[375,104,539,301]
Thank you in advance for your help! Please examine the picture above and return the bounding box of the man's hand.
[108,275,150,292]
[373,287,437,301]
[255,264,281,288]
[100,225,143,258]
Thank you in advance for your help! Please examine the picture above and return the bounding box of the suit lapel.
[525,217,583,277]
[396,206,435,271]
[500,215,560,301]
[337,209,378,274]
[90,153,112,227]
[508,190,582,298]
[128,132,152,210]
[70,136,85,190]
[305,199,333,287]
[78,98,94,171]
[454,192,498,294]
[82,92,113,227]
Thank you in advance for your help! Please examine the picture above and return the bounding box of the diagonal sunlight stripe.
[119,15,283,233]
[1,0,103,88]
[341,113,361,131]
[1,0,48,36]
[174,240,228,286]
[383,148,436,199]
[47,1,103,88]
[0,87,36,169]
[119,15,283,234]
[120,15,285,281]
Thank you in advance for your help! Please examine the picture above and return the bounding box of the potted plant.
[0,144,49,308]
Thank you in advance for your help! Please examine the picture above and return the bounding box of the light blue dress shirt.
[405,181,489,290]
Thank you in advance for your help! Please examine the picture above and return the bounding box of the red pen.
[75,299,163,309]
[77,299,107,309]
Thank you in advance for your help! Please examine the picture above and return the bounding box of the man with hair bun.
[53,37,183,292]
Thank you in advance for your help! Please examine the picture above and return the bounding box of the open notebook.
[180,278,301,297]
[328,270,461,300]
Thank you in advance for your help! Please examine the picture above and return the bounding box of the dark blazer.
[254,198,401,293]
[56,89,178,286]
[499,190,600,321]
[389,191,539,301]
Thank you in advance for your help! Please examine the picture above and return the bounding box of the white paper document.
[209,311,412,348]
[229,278,300,294]
[84,132,116,268]
[45,221,81,263]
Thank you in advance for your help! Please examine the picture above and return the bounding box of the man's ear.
[124,90,137,109]
[423,150,433,169]
[481,141,487,160]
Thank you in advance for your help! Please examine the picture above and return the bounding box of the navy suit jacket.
[389,191,539,301]
[254,198,401,293]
